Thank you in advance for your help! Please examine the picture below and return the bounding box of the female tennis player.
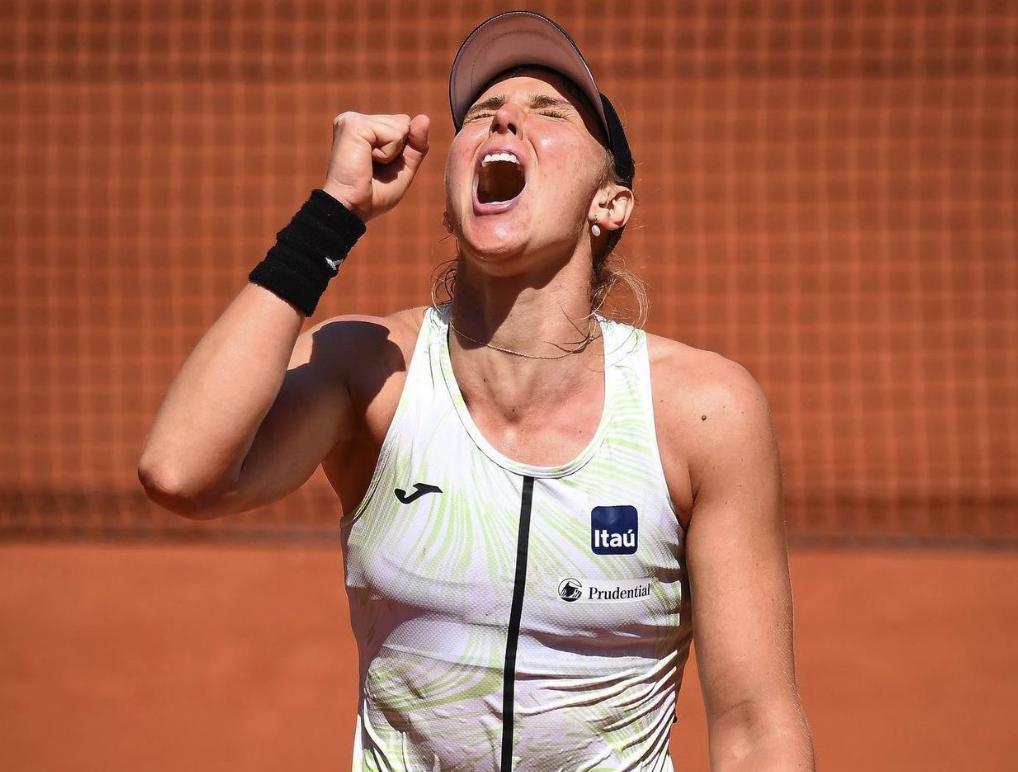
[140,11,814,772]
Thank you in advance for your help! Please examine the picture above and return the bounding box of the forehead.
[470,67,606,142]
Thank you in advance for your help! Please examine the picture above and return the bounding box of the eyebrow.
[530,94,575,112]
[463,93,578,122]
[463,95,506,121]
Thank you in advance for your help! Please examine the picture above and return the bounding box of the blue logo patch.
[591,505,638,555]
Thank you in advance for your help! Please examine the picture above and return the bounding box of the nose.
[490,102,524,137]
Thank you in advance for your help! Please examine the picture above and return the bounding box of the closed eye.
[530,95,577,119]
[463,94,579,123]
[463,95,505,123]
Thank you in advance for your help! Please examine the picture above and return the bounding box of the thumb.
[399,114,431,179]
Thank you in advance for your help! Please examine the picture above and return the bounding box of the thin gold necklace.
[448,318,599,360]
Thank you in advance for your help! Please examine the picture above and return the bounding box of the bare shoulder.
[293,305,425,366]
[646,332,777,505]
[289,306,428,420]
[647,332,770,425]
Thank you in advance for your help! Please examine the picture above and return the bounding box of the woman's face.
[444,69,609,275]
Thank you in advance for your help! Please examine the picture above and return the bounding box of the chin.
[461,240,527,274]
[458,218,528,262]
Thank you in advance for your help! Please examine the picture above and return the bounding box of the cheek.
[534,136,601,203]
[445,135,479,200]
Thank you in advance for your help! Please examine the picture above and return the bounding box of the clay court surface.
[2,543,1015,772]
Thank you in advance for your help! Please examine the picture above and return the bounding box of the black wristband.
[248,189,366,316]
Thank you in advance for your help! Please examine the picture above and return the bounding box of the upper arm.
[652,351,811,765]
[230,313,415,512]
[683,362,798,722]
[651,337,812,769]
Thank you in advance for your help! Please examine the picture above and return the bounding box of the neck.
[440,246,608,451]
[448,252,597,360]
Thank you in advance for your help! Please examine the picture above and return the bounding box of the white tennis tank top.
[341,305,692,772]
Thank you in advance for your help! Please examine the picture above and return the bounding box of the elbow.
[709,699,815,772]
[137,453,231,520]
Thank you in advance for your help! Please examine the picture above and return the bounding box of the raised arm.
[138,112,430,518]
[684,357,815,771]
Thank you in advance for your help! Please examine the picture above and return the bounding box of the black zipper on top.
[500,475,535,771]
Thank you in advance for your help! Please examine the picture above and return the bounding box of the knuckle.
[333,111,360,128]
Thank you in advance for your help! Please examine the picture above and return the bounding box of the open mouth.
[477,152,525,205]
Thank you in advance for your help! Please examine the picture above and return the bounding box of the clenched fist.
[322,112,430,222]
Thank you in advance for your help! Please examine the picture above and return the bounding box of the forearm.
[138,283,303,511]
[139,111,427,515]
[709,704,815,772]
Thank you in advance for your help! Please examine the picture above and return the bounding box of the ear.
[442,211,453,233]
[589,185,634,232]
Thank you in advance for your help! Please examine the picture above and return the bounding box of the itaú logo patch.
[557,577,655,603]
[591,505,638,555]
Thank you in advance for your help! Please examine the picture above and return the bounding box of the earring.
[591,219,602,238]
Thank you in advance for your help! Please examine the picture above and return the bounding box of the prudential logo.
[558,578,583,602]
[557,577,655,603]
[591,505,639,555]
